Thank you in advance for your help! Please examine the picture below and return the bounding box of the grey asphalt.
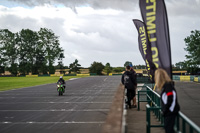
[0,76,121,133]
[175,81,200,127]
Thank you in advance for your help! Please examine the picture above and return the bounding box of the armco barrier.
[64,74,76,76]
[50,74,64,77]
[138,85,200,133]
[137,76,150,83]
[38,74,50,77]
[180,76,190,81]
[194,77,199,82]
[76,74,90,76]
[89,73,97,76]
[194,77,200,82]
[26,75,38,77]
[173,75,180,81]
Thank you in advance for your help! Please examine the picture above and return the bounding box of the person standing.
[130,67,137,108]
[121,66,137,109]
[154,68,180,133]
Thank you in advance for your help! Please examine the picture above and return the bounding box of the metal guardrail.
[175,112,200,133]
[137,85,200,133]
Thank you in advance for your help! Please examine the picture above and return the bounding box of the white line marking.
[104,78,108,81]
[1,121,104,124]
[0,93,115,96]
[69,78,78,80]
[0,96,114,99]
[0,102,112,104]
[0,109,110,112]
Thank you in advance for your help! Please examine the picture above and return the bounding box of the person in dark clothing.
[130,67,137,107]
[121,66,137,109]
[57,76,66,92]
[154,69,180,133]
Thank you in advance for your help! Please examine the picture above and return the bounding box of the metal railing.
[175,112,200,133]
[137,85,200,133]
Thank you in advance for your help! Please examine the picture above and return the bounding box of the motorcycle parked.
[57,82,65,96]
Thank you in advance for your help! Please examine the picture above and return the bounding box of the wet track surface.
[0,76,121,133]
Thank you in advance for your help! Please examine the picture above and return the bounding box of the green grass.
[0,76,88,91]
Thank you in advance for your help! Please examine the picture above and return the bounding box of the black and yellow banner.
[139,0,172,78]
[133,19,156,81]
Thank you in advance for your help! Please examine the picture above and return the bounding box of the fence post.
[137,90,140,111]
[146,104,151,133]
[182,119,186,133]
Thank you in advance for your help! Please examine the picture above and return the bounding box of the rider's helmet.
[60,76,63,79]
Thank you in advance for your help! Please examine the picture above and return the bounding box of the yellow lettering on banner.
[139,26,144,33]
[139,26,148,55]
[145,60,150,70]
[147,16,155,30]
[146,0,155,3]
[146,0,156,11]
[146,12,155,17]
[149,37,157,42]
[151,47,159,68]
[146,11,157,42]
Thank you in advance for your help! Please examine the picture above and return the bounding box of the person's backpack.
[124,74,134,89]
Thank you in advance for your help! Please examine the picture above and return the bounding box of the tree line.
[0,28,64,75]
[174,30,200,75]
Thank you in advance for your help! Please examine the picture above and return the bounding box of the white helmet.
[60,76,63,78]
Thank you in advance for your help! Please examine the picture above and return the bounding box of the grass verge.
[0,76,88,91]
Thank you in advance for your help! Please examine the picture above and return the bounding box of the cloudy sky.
[0,0,200,67]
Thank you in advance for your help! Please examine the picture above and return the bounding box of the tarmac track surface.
[175,81,200,127]
[0,76,121,133]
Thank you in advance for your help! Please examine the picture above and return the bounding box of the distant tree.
[103,63,112,75]
[89,61,104,75]
[0,28,64,75]
[18,29,39,74]
[0,29,18,75]
[175,61,187,70]
[38,28,63,74]
[184,30,200,65]
[69,59,81,74]
[57,53,65,74]
[0,66,5,74]
[124,61,133,67]
[184,30,200,74]
[113,67,125,73]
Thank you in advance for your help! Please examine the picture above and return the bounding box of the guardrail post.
[182,119,186,133]
[175,115,179,132]
[137,90,140,111]
[146,104,151,133]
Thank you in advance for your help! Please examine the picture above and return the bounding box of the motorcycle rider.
[57,76,65,92]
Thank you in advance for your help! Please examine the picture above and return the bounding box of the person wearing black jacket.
[121,66,137,109]
[130,67,137,107]
[155,69,180,133]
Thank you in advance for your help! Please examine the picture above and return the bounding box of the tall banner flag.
[133,19,156,81]
[139,0,172,78]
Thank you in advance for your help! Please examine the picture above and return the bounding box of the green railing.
[175,112,200,133]
[137,85,200,133]
[146,104,164,133]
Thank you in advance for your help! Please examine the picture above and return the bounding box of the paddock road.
[0,76,121,133]
[175,81,200,127]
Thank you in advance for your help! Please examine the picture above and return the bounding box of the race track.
[0,76,121,133]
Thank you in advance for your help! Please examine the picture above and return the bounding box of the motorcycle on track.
[57,82,65,96]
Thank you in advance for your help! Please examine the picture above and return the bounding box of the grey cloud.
[7,0,138,11]
[0,14,39,32]
[166,0,200,17]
